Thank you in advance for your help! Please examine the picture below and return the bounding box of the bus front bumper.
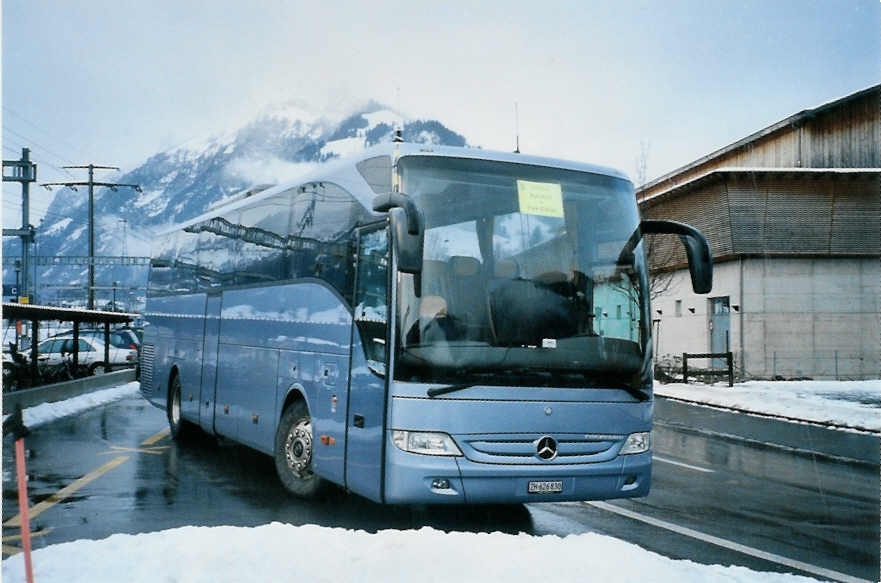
[383,444,651,504]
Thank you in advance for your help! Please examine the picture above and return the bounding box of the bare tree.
[644,234,677,300]
[634,140,675,300]
[634,140,650,187]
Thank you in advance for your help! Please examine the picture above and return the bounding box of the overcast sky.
[2,0,879,226]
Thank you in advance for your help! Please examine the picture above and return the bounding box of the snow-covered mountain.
[3,101,467,308]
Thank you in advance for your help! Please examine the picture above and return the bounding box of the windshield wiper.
[427,384,476,398]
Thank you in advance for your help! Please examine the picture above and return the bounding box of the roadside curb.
[654,396,879,465]
[3,370,136,415]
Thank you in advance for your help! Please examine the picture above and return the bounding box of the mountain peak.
[6,101,468,307]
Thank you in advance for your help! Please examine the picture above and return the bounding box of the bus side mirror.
[640,219,713,294]
[373,192,424,274]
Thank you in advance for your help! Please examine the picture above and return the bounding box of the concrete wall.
[652,257,880,379]
[653,260,741,369]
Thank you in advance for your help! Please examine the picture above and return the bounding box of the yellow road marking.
[2,528,52,542]
[99,445,169,455]
[4,456,130,528]
[141,428,169,446]
[2,544,22,556]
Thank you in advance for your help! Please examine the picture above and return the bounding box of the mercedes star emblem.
[536,436,558,460]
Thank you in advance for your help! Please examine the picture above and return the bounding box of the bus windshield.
[395,156,649,388]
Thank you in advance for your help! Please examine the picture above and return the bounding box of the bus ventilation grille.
[140,343,155,396]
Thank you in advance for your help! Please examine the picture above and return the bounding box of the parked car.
[50,329,139,351]
[113,327,142,378]
[112,328,141,350]
[30,336,138,375]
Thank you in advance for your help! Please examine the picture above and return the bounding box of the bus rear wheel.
[274,401,325,498]
[167,374,192,440]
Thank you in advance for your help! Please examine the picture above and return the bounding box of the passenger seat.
[448,256,488,341]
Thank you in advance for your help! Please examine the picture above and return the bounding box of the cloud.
[224,156,320,186]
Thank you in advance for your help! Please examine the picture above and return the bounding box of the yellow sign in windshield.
[516,180,564,218]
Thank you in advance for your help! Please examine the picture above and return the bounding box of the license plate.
[528,480,563,494]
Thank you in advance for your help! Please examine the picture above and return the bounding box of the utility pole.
[42,165,141,310]
[2,148,37,303]
[118,218,128,257]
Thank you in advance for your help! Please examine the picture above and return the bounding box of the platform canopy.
[1,303,138,324]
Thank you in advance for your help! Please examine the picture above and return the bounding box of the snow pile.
[1,523,820,583]
[655,380,880,432]
[7,382,140,429]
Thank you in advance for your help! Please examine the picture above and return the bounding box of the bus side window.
[290,183,370,303]
[236,193,292,285]
[354,228,389,368]
[196,216,241,290]
[148,232,178,296]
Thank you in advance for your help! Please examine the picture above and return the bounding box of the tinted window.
[190,209,243,290]
[148,182,371,303]
[354,227,389,369]
[235,193,293,285]
[148,232,178,296]
[356,155,392,194]
[39,340,61,354]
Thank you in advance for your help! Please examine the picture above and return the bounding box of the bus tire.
[274,401,325,498]
[167,373,192,440]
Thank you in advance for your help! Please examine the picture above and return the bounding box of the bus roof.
[161,143,631,236]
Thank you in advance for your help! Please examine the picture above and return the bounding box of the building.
[638,85,879,380]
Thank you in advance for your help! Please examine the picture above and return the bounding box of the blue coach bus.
[140,142,711,503]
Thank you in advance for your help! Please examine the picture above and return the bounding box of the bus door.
[199,293,222,433]
[345,225,390,502]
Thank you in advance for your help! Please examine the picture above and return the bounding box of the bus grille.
[458,433,624,465]
[140,343,155,396]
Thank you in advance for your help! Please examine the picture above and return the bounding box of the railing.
[682,351,734,387]
[2,369,136,414]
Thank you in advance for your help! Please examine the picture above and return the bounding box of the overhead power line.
[2,105,88,162]
[0,136,76,180]
[41,164,141,309]
[2,126,76,168]
[2,198,70,222]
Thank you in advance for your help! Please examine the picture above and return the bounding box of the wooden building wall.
[639,87,880,202]
[641,173,881,271]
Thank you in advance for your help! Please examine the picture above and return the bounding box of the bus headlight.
[392,430,462,456]
[620,432,651,455]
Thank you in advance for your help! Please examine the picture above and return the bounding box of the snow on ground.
[5,381,140,430]
[1,522,820,583]
[655,379,881,433]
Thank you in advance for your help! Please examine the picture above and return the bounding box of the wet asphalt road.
[2,393,878,582]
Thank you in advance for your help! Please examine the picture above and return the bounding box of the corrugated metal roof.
[639,167,881,205]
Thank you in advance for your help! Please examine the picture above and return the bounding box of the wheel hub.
[171,389,180,425]
[284,419,313,477]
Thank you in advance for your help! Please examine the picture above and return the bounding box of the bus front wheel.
[274,401,325,498]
